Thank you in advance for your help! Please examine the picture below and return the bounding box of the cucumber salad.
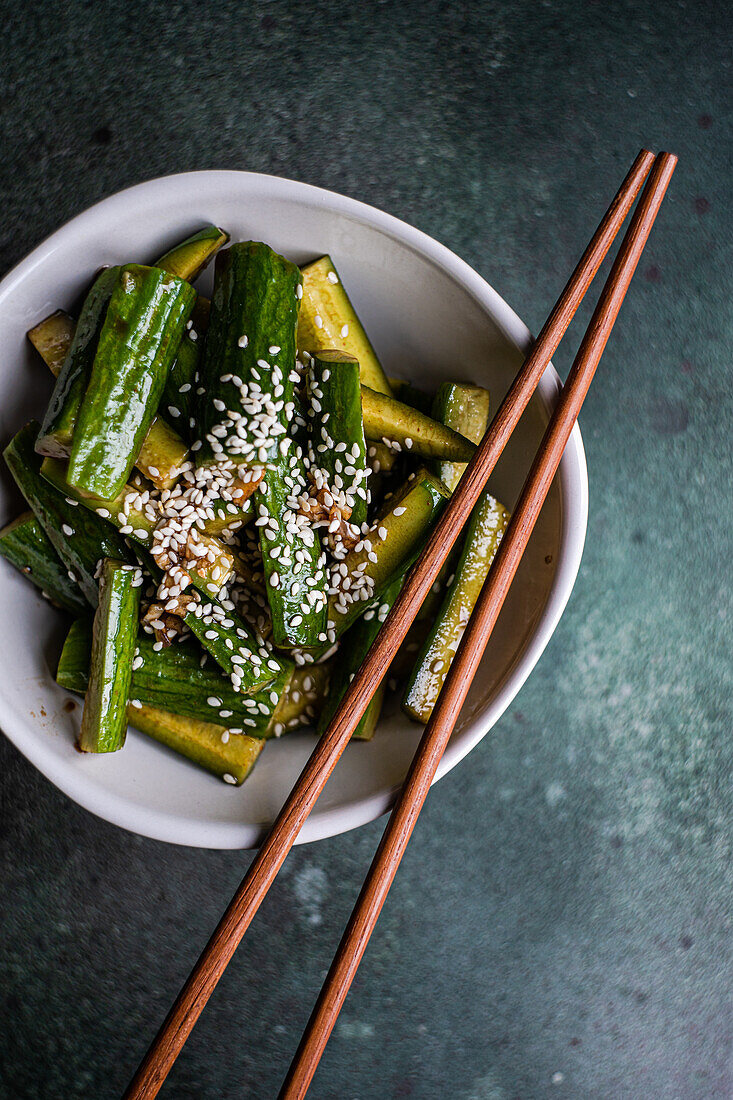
[1,227,509,786]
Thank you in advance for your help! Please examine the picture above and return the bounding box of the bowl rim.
[0,169,588,848]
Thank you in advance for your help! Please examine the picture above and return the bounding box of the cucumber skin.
[31,304,190,491]
[431,382,491,492]
[298,255,393,396]
[36,266,120,458]
[389,379,434,415]
[307,351,368,529]
[58,619,292,737]
[318,573,404,741]
[0,512,87,615]
[197,242,326,648]
[79,560,141,753]
[155,225,229,282]
[162,328,200,439]
[259,454,327,649]
[68,265,195,499]
[184,605,293,695]
[4,423,134,605]
[197,242,301,466]
[402,493,509,724]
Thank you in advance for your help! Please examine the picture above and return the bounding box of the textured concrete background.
[1,1,731,1097]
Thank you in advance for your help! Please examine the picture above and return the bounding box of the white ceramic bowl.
[0,171,587,849]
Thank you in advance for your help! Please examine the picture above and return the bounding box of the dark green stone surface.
[1,1,730,1097]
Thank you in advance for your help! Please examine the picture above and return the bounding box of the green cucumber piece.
[161,326,201,441]
[30,308,190,492]
[269,662,331,736]
[58,619,292,736]
[131,704,264,785]
[306,350,369,530]
[197,241,302,465]
[155,225,229,282]
[431,381,491,492]
[361,385,476,463]
[197,242,326,648]
[184,601,292,694]
[0,511,87,615]
[78,560,141,752]
[41,456,243,591]
[327,468,450,641]
[367,441,397,475]
[36,266,121,458]
[68,264,195,499]
[298,256,392,395]
[4,423,133,605]
[402,493,510,724]
[392,381,495,668]
[258,448,327,649]
[136,418,189,491]
[388,378,434,415]
[319,573,404,742]
[27,310,75,378]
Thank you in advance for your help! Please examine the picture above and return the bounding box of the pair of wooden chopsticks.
[124,148,676,1100]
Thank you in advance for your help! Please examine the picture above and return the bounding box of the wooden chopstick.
[277,151,677,1100]
[123,149,656,1100]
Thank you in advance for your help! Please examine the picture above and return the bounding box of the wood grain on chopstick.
[278,151,677,1100]
[123,149,655,1100]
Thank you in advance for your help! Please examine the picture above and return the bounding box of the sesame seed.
[222,773,237,784]
[327,270,339,283]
